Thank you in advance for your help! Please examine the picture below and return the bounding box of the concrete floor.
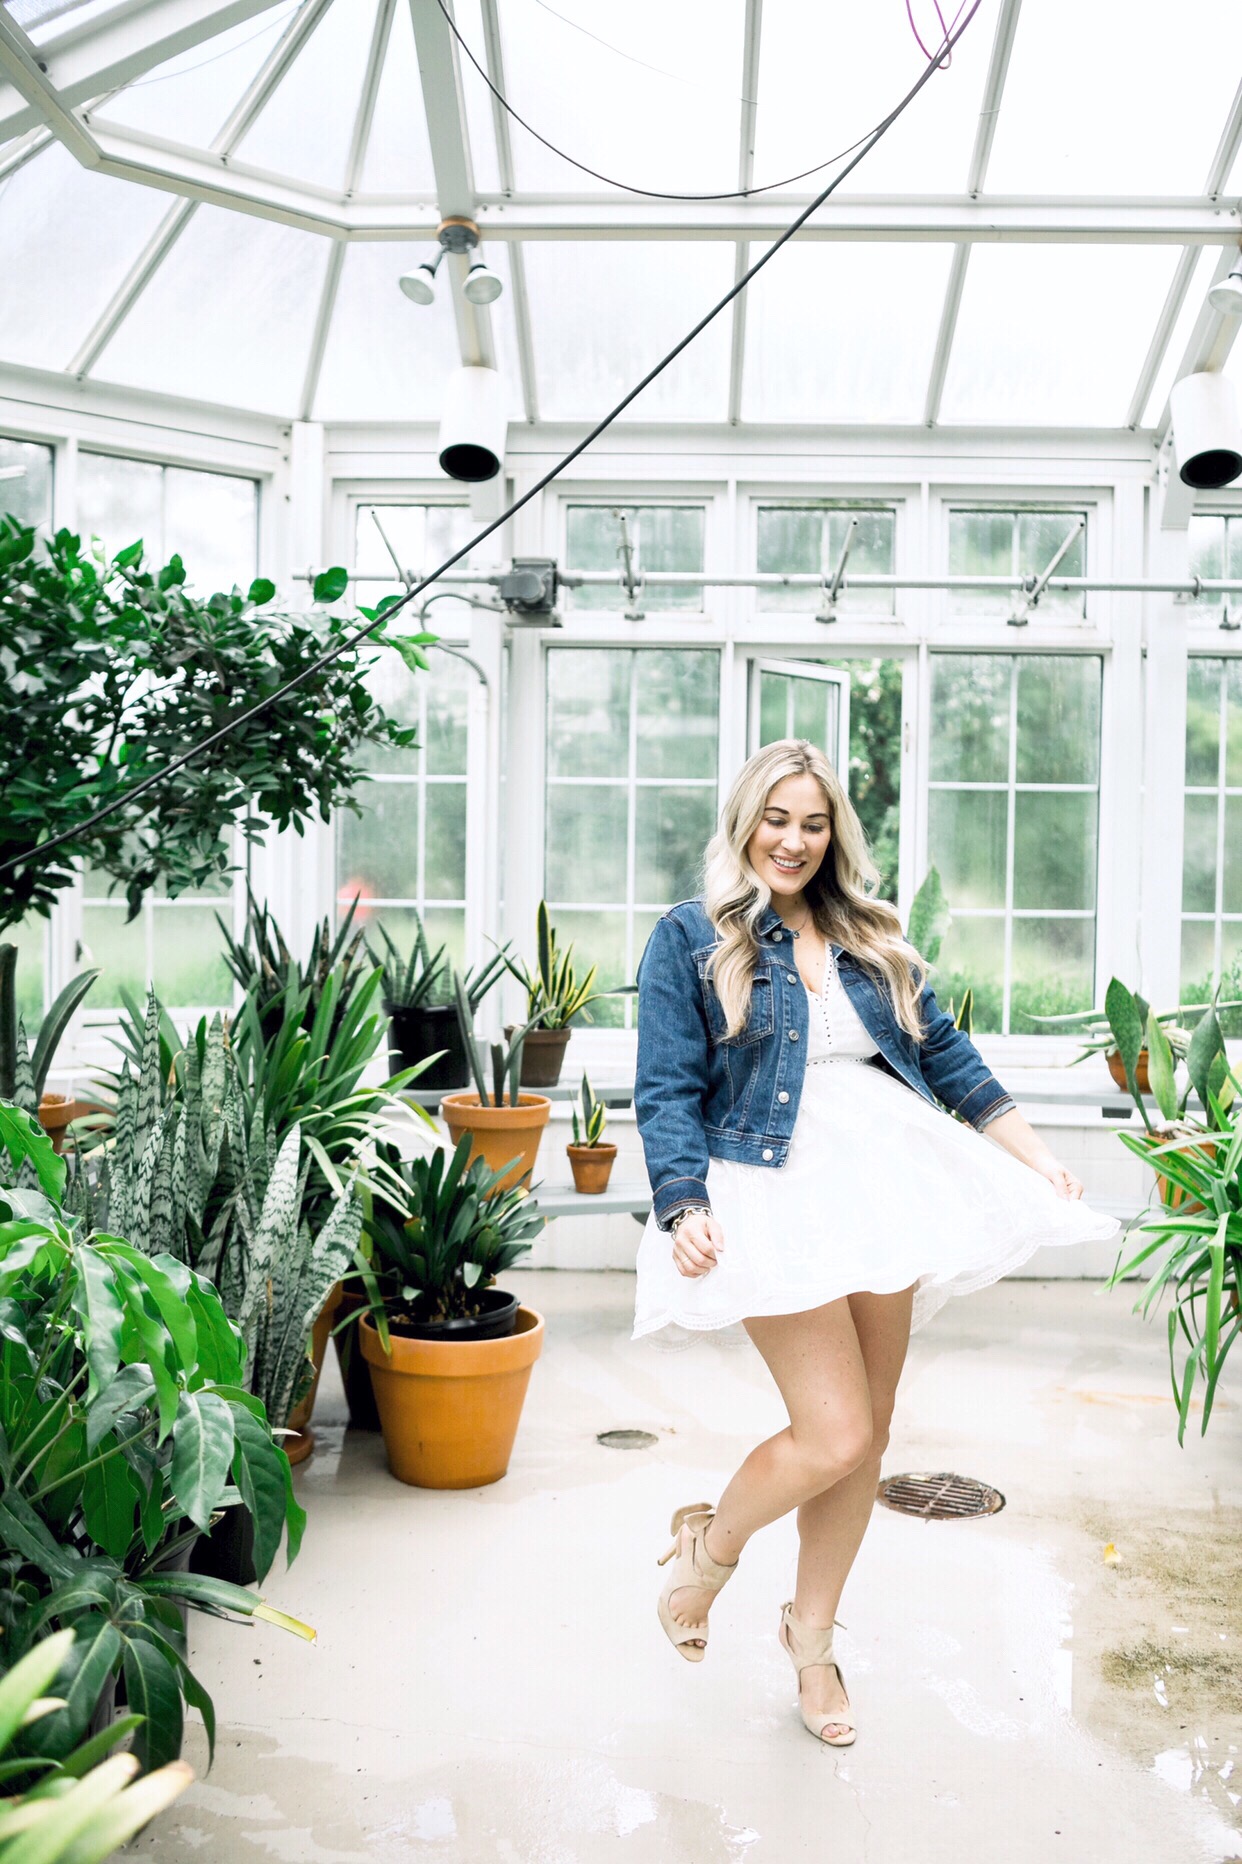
[125,1273,1242,1864]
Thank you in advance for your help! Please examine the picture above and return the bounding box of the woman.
[631,739,1119,1746]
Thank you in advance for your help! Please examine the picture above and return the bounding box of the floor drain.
[876,1472,1005,1519]
[596,1429,659,1450]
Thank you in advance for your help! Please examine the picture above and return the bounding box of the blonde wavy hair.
[701,738,927,1042]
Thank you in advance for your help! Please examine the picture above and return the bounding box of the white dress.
[631,945,1122,1350]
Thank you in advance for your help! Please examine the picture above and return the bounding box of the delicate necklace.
[789,904,814,938]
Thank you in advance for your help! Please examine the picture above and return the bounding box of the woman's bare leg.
[789,1284,916,1734]
[666,1297,875,1647]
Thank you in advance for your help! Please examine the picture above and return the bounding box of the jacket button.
[772,929,783,941]
[778,1090,789,1103]
[762,1147,774,1161]
[788,1029,798,1041]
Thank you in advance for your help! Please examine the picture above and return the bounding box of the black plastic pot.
[389,1287,520,1342]
[334,1289,382,1431]
[387,1002,469,1093]
[189,1503,257,1588]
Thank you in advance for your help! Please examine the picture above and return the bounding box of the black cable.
[8,0,982,879]
[439,0,966,202]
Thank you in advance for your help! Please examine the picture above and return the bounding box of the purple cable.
[907,0,970,68]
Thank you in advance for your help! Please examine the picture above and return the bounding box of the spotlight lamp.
[1207,259,1242,316]
[397,217,504,309]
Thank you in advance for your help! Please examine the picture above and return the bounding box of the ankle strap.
[780,1601,842,1667]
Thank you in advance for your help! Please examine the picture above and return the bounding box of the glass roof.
[0,0,1237,434]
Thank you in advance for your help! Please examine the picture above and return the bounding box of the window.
[756,504,895,614]
[334,503,481,971]
[77,455,258,594]
[1188,514,1242,622]
[544,648,719,1027]
[948,508,1086,619]
[81,864,237,1011]
[927,654,1101,1035]
[565,504,705,612]
[0,435,53,530]
[1181,657,1242,1024]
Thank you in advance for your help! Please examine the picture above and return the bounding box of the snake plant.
[502,900,632,1031]
[570,1074,607,1147]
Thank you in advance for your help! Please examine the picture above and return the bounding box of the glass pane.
[233,0,377,191]
[565,506,629,613]
[77,454,161,562]
[1015,657,1101,784]
[337,785,420,903]
[634,787,715,905]
[948,511,1012,617]
[759,673,788,745]
[424,665,470,775]
[828,509,895,616]
[424,783,467,901]
[1180,917,1217,1011]
[81,905,147,1007]
[1226,661,1242,787]
[635,651,719,780]
[1017,512,1086,620]
[1013,792,1097,911]
[743,243,954,425]
[356,0,436,192]
[940,245,1178,427]
[846,657,902,901]
[314,241,464,422]
[640,506,705,611]
[929,656,1010,782]
[523,241,734,423]
[98,13,293,146]
[7,917,46,1026]
[933,916,1004,1036]
[546,651,630,779]
[546,910,628,1030]
[151,905,231,1008]
[1182,794,1219,915]
[1185,659,1222,785]
[757,507,820,613]
[1188,517,1226,610]
[0,437,53,529]
[421,909,467,979]
[355,648,422,775]
[793,677,836,752]
[545,785,628,904]
[1011,918,1095,1026]
[1221,924,1242,1036]
[928,790,1007,910]
[163,468,257,595]
[1225,797,1242,916]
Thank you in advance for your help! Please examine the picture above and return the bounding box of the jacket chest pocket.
[698,960,775,1049]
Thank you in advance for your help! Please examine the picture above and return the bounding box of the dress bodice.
[804,944,881,1063]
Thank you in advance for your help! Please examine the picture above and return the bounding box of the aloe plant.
[218,891,372,1049]
[371,912,513,1014]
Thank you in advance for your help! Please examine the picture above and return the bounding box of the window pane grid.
[756,505,896,615]
[948,508,1088,620]
[565,504,706,613]
[1181,657,1242,1003]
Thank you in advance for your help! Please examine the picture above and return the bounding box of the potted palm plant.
[358,1136,546,1487]
[371,914,511,1094]
[440,972,552,1190]
[1025,978,1242,1095]
[502,901,631,1087]
[566,1072,617,1193]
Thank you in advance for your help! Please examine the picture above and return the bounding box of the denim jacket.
[634,898,1016,1229]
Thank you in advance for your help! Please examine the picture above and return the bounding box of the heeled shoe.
[656,1502,738,1662]
[778,1601,856,1746]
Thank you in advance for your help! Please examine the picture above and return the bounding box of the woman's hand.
[1031,1155,1084,1201]
[671,1210,726,1278]
[980,1108,1084,1199]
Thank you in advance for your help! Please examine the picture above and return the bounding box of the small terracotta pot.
[283,1281,344,1464]
[566,1142,617,1194]
[37,1095,107,1155]
[1106,1047,1151,1094]
[505,1025,571,1088]
[1154,1136,1217,1215]
[441,1091,552,1191]
[360,1305,545,1488]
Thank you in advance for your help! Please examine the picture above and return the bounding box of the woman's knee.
[793,1413,874,1482]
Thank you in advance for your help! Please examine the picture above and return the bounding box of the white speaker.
[438,366,506,483]
[1170,370,1242,490]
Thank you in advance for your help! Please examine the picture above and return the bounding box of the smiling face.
[745,771,832,902]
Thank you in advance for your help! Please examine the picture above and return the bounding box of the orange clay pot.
[1106,1048,1151,1095]
[440,1092,551,1192]
[360,1306,545,1488]
[283,1281,343,1466]
[566,1142,617,1194]
[1154,1137,1217,1216]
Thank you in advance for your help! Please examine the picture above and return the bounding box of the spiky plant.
[570,1073,607,1147]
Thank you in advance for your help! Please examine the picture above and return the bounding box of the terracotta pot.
[1106,1047,1151,1094]
[440,1091,552,1191]
[1154,1136,1217,1215]
[566,1142,617,1194]
[360,1305,545,1488]
[37,1095,107,1155]
[283,1281,344,1464]
[505,1024,571,1088]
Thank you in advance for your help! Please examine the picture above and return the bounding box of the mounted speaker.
[438,366,506,483]
[1170,371,1242,490]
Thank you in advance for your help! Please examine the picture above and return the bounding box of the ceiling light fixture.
[1207,257,1242,316]
[398,217,503,310]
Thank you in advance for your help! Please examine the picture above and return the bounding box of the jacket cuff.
[653,1176,711,1229]
[971,1094,1016,1132]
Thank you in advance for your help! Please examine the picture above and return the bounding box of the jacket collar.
[754,903,846,961]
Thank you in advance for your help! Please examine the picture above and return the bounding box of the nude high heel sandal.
[656,1502,738,1662]
[778,1601,856,1745]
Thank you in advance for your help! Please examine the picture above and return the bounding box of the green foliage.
[0,951,100,1122]
[370,910,512,1014]
[451,972,546,1109]
[218,892,373,1052]
[0,519,419,930]
[845,657,902,900]
[906,868,950,968]
[0,1105,311,1772]
[570,1075,607,1148]
[0,1627,193,1860]
[362,1137,543,1326]
[503,901,632,1031]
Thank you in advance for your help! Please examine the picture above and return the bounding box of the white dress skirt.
[631,946,1122,1350]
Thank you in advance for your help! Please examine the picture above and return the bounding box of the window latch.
[817,516,858,624]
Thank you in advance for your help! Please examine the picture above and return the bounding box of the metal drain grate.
[876,1472,1005,1520]
[596,1429,659,1450]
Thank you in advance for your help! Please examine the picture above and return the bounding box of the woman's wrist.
[983,1107,1058,1169]
[667,1202,712,1234]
